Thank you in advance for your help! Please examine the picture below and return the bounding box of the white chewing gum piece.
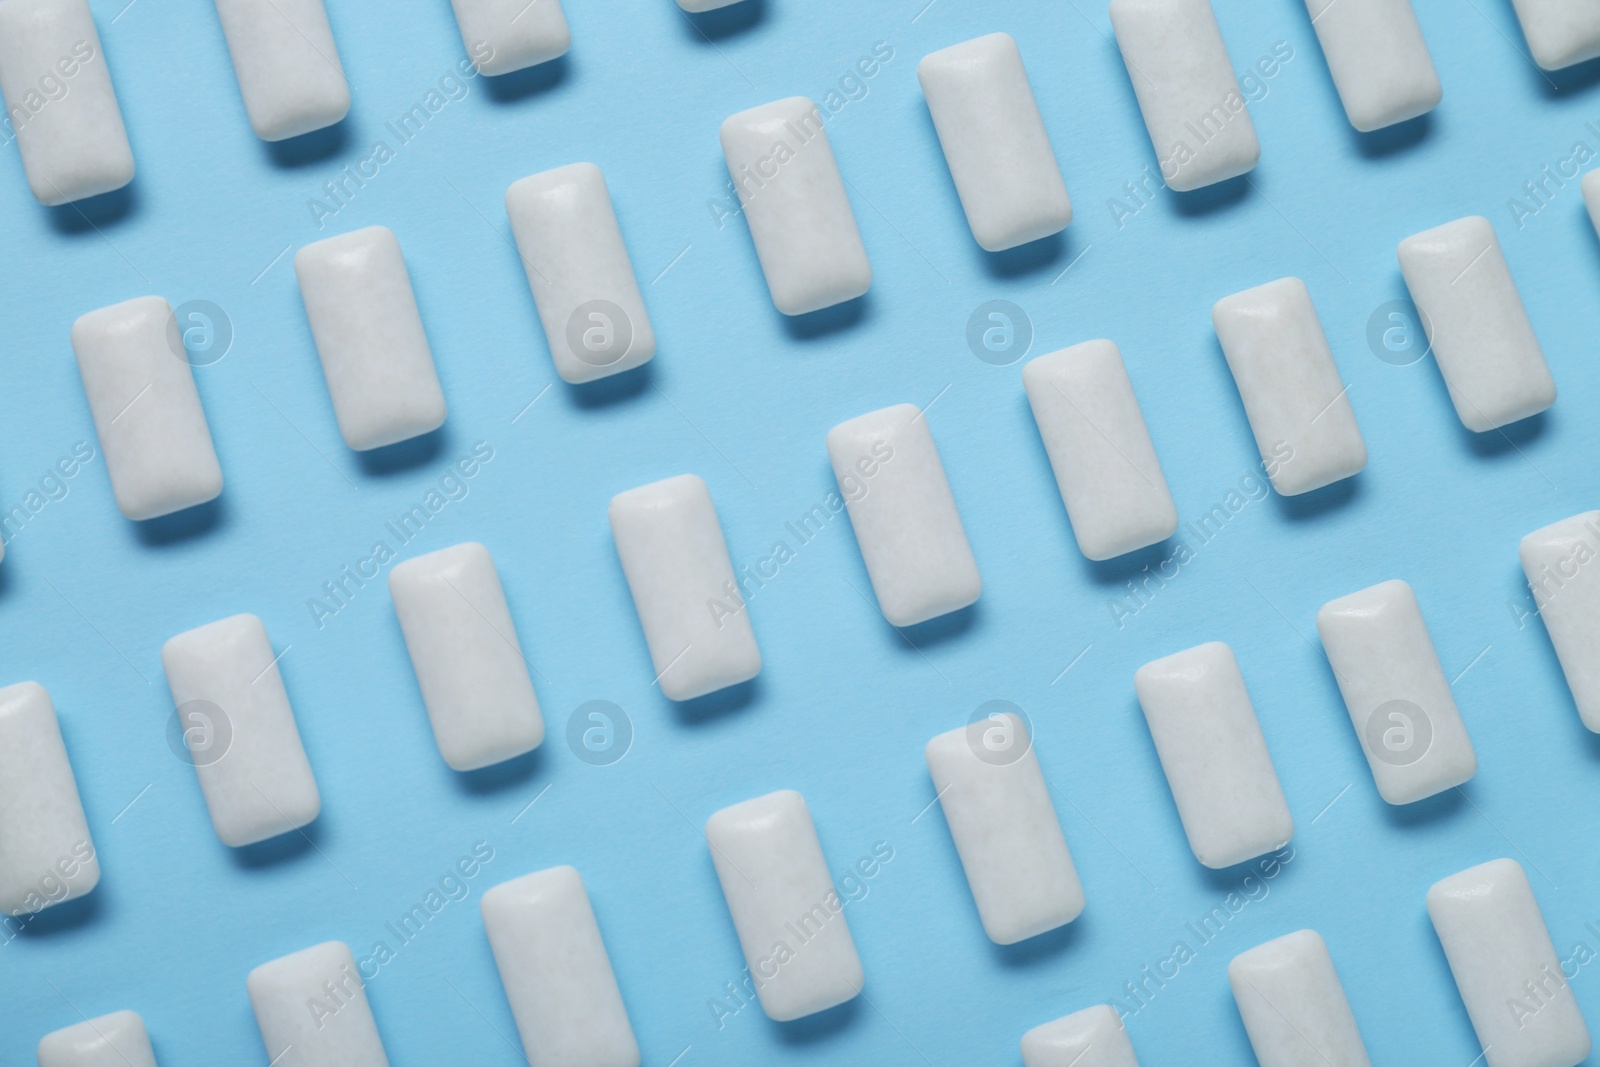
[1229,930,1372,1067]
[1586,170,1600,234]
[917,32,1072,252]
[0,682,98,916]
[248,942,390,1067]
[1397,216,1555,432]
[827,403,981,627]
[505,162,655,384]
[925,713,1084,945]
[609,474,760,702]
[1428,859,1592,1067]
[451,0,570,75]
[160,614,321,847]
[1108,0,1260,192]
[719,96,871,315]
[213,0,349,141]
[481,866,641,1067]
[38,1011,157,1067]
[1510,0,1600,70]
[679,0,745,10]
[1520,511,1600,732]
[1023,340,1177,560]
[295,226,448,451]
[1022,1005,1142,1067]
[705,790,865,1021]
[1212,278,1367,496]
[1304,0,1441,131]
[71,296,224,521]
[1316,579,1477,804]
[1134,642,1294,868]
[0,0,133,205]
[389,542,544,771]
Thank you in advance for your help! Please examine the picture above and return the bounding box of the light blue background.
[2,0,1599,1063]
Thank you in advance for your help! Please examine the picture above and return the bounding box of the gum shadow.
[484,55,570,104]
[896,601,979,648]
[454,745,544,797]
[1195,847,1298,894]
[264,122,349,168]
[134,496,226,548]
[680,0,767,40]
[770,994,860,1045]
[781,294,869,341]
[228,823,319,870]
[1171,173,1250,218]
[672,676,761,726]
[47,184,137,235]
[1536,54,1600,99]
[1379,785,1465,829]
[1355,112,1433,160]
[356,426,448,477]
[1080,539,1177,592]
[990,913,1086,968]
[569,360,655,410]
[980,231,1070,282]
[14,890,104,939]
[1458,407,1549,459]
[1271,476,1359,522]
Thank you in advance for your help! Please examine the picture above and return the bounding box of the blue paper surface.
[3,0,1600,1063]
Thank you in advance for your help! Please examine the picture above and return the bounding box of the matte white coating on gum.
[0,681,99,916]
[295,226,448,451]
[1021,1005,1142,1067]
[71,296,224,521]
[0,0,133,205]
[609,474,761,701]
[505,162,655,384]
[827,403,981,627]
[918,32,1072,251]
[1229,930,1373,1067]
[1108,0,1260,191]
[247,941,390,1067]
[213,0,350,140]
[37,1011,158,1067]
[1397,215,1555,432]
[1212,278,1367,496]
[390,542,544,771]
[1520,511,1600,732]
[481,866,641,1067]
[1316,579,1477,804]
[1509,0,1600,70]
[161,614,321,847]
[450,0,570,76]
[1428,859,1591,1067]
[719,96,871,315]
[704,790,864,1021]
[925,713,1084,944]
[1134,642,1294,868]
[1303,0,1441,131]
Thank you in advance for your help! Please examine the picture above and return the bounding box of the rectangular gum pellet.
[827,403,981,627]
[505,162,655,384]
[71,296,224,521]
[1212,278,1367,496]
[160,614,321,847]
[1398,216,1555,432]
[0,0,133,205]
[481,867,640,1067]
[1428,859,1591,1067]
[1108,0,1260,192]
[451,0,570,75]
[1022,1005,1142,1067]
[0,682,99,916]
[1510,0,1600,70]
[1304,0,1441,131]
[295,226,448,450]
[1520,511,1600,731]
[1586,170,1600,233]
[720,96,872,315]
[609,474,761,701]
[248,942,390,1067]
[917,32,1072,252]
[389,542,544,771]
[213,0,350,141]
[1229,930,1372,1067]
[1023,340,1177,560]
[1316,579,1477,803]
[704,790,864,1021]
[1134,642,1294,868]
[38,1011,157,1067]
[925,713,1084,945]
